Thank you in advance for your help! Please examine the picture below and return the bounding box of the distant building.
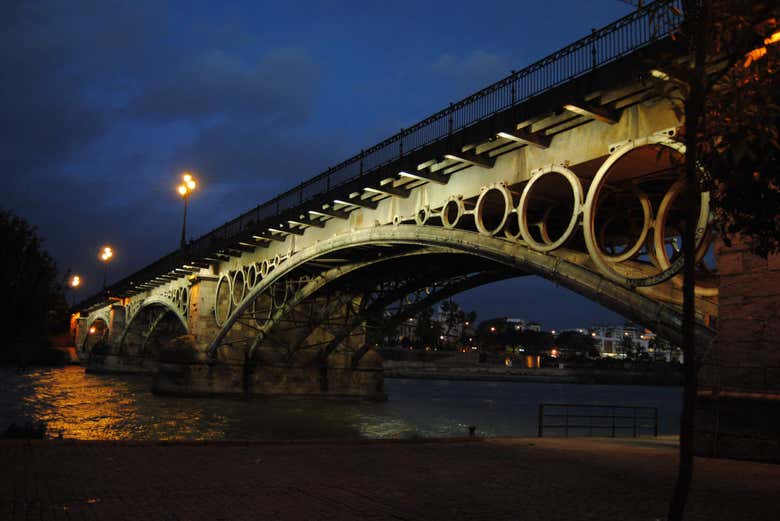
[505,318,541,332]
[397,316,417,343]
[586,323,680,361]
[526,322,542,332]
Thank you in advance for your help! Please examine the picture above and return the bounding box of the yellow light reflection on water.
[16,367,229,441]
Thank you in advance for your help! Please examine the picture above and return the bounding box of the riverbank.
[384,360,683,385]
[2,436,778,520]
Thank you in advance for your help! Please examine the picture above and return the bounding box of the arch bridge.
[74,1,722,399]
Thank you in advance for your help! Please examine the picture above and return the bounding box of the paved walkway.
[1,437,778,520]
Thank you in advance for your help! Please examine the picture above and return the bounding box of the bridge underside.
[143,225,714,399]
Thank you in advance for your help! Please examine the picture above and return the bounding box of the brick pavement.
[1,437,778,520]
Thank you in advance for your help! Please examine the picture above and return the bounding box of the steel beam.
[496,129,551,148]
[444,151,495,168]
[334,197,379,210]
[364,185,411,198]
[289,217,325,229]
[563,101,619,124]
[309,208,350,220]
[398,169,448,185]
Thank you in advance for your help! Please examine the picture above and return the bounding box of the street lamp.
[177,172,197,249]
[64,274,81,307]
[100,246,114,290]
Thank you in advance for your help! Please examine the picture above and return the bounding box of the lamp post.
[178,172,197,249]
[100,246,113,290]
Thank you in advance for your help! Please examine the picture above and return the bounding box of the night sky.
[3,0,634,330]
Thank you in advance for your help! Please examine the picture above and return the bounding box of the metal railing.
[77,0,683,310]
[537,403,659,438]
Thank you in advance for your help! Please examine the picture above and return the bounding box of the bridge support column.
[187,278,220,351]
[74,317,88,359]
[154,290,385,400]
[697,239,780,462]
[107,304,126,347]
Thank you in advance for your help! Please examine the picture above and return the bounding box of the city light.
[178,172,198,198]
[69,275,81,288]
[99,245,114,289]
[100,246,113,262]
[89,326,96,334]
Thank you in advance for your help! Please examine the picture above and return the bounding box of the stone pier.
[697,240,780,462]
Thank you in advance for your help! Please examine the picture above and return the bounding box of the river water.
[0,366,682,440]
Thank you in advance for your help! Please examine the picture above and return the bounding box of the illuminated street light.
[99,245,114,290]
[178,172,198,249]
[89,326,96,335]
[64,274,82,308]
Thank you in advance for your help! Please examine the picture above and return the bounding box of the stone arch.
[126,296,188,331]
[118,300,188,359]
[209,225,716,359]
[81,313,110,354]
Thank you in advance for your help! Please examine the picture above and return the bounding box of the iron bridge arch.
[208,225,716,364]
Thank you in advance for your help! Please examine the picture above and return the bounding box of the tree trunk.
[668,2,709,520]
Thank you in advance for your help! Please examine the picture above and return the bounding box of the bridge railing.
[76,0,683,310]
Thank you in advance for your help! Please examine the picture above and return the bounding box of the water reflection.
[0,366,682,440]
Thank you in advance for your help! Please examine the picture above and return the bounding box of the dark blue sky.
[2,0,633,329]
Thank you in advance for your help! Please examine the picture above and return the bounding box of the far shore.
[384,360,683,386]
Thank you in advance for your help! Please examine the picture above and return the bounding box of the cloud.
[0,1,327,298]
[431,50,511,97]
[168,118,347,224]
[130,48,320,124]
[0,1,165,175]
